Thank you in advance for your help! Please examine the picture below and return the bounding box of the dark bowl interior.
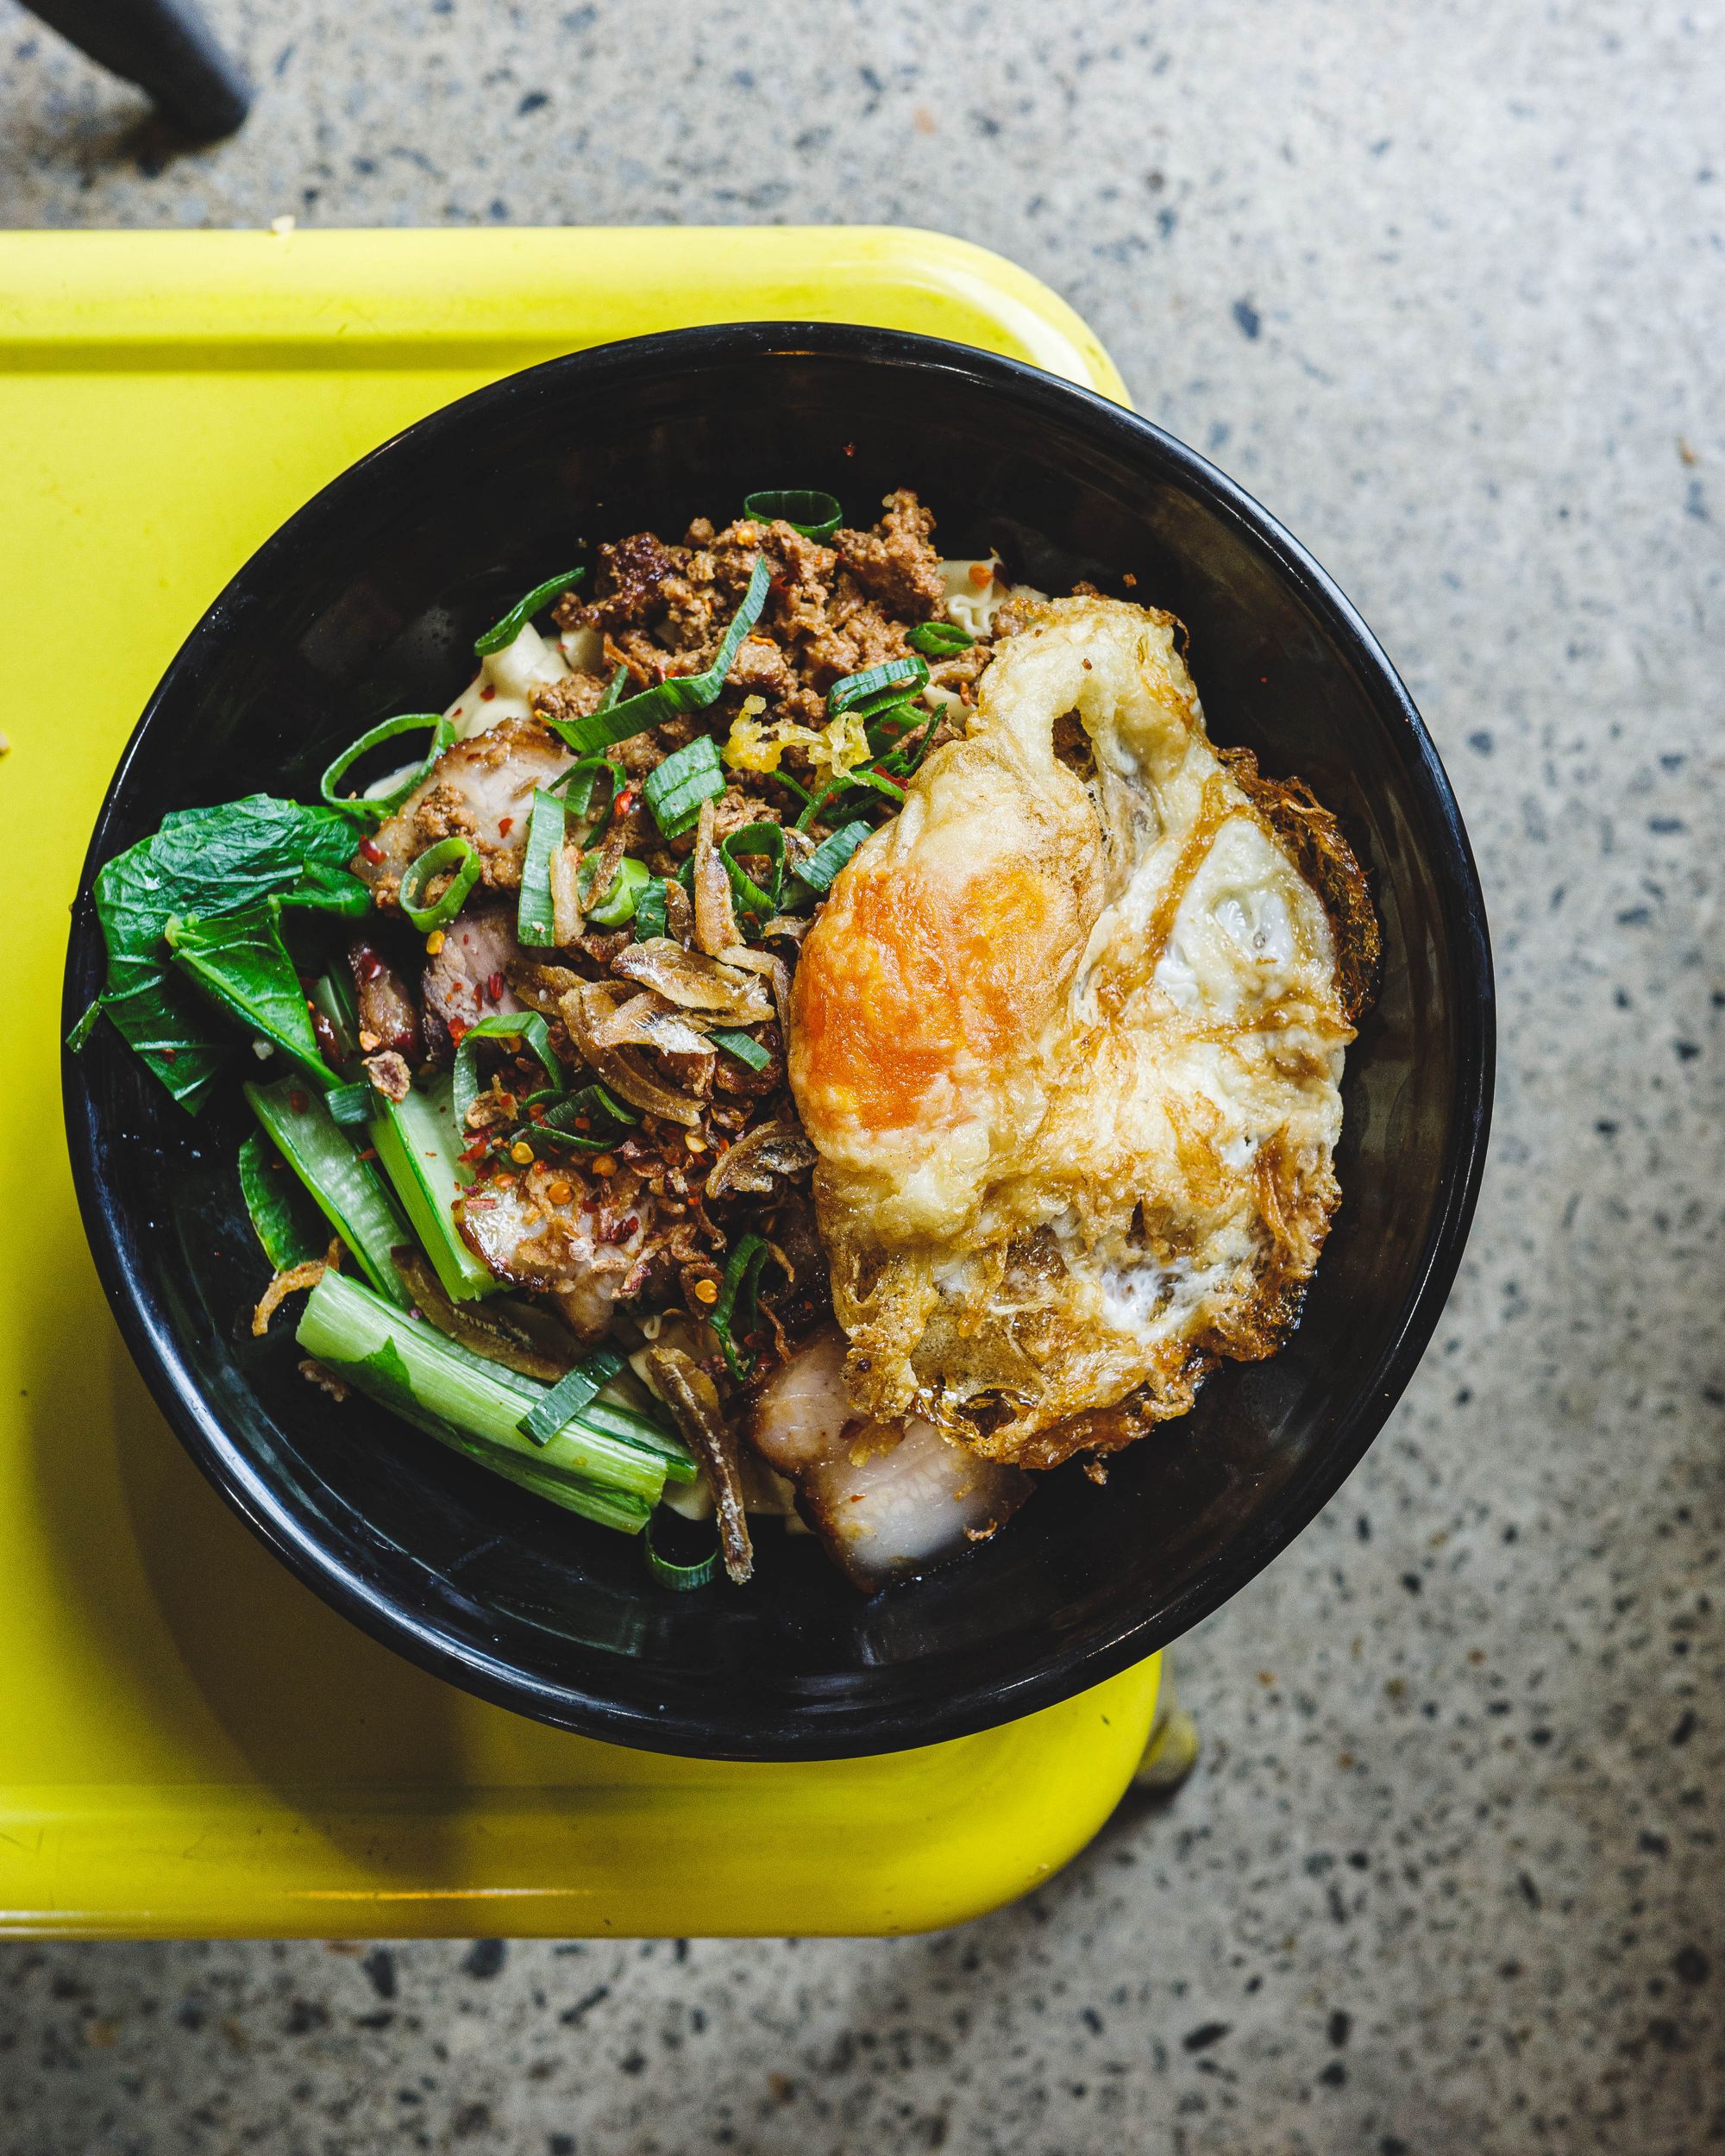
[62,325,1493,1759]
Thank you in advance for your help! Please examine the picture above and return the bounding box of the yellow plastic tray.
[0,226,1154,1939]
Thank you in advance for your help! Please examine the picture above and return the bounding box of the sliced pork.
[420,906,525,1061]
[354,715,570,907]
[749,1330,1032,1591]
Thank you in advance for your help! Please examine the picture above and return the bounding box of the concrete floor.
[3,2,1722,2150]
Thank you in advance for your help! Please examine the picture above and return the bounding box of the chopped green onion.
[596,662,629,710]
[237,1129,325,1271]
[709,1026,772,1072]
[295,1271,665,1514]
[793,765,906,832]
[545,755,623,818]
[718,822,786,916]
[632,876,669,942]
[245,1076,412,1305]
[797,819,871,894]
[473,568,586,657]
[399,836,480,932]
[827,655,929,718]
[452,1012,564,1136]
[741,488,842,542]
[319,713,455,824]
[517,788,565,948]
[518,1345,625,1448]
[579,853,649,928]
[66,997,105,1052]
[551,555,772,757]
[326,1079,373,1127]
[907,619,976,657]
[644,1512,718,1589]
[642,735,726,838]
[711,1232,775,1380]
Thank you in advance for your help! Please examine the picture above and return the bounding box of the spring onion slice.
[326,1079,373,1127]
[596,662,629,711]
[237,1129,325,1271]
[720,822,786,916]
[552,555,772,756]
[797,818,871,894]
[793,765,906,832]
[827,654,929,718]
[473,568,586,657]
[708,1026,772,1072]
[741,488,842,542]
[245,1076,412,1305]
[320,713,455,824]
[579,852,649,927]
[545,755,623,817]
[518,788,565,948]
[632,876,669,942]
[644,1512,719,1589]
[642,735,726,838]
[906,619,975,656]
[711,1232,773,1381]
[452,1011,564,1136]
[399,836,480,932]
[518,1344,625,1448]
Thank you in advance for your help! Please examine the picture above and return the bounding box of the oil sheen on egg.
[788,595,1377,1470]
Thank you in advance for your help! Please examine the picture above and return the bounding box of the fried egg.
[787,595,1376,1469]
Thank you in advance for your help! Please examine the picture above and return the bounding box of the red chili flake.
[529,1104,548,1123]
[498,814,515,838]
[486,971,505,1002]
[612,787,638,822]
[161,1046,178,1062]
[357,1147,378,1163]
[448,1017,469,1044]
[356,950,386,981]
[842,442,856,457]
[480,684,496,702]
[357,837,385,864]
[288,1090,309,1113]
[572,1114,590,1131]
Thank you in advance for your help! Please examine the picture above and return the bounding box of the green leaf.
[742,488,842,542]
[796,818,871,894]
[166,903,329,1084]
[631,877,669,942]
[826,655,929,719]
[518,1345,626,1448]
[474,568,586,657]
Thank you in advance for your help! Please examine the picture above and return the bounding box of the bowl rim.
[61,320,1496,1760]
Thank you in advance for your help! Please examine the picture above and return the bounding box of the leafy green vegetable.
[78,796,362,1108]
[710,1232,776,1380]
[237,1130,325,1271]
[167,904,331,1086]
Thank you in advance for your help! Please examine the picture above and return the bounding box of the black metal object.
[23,0,249,141]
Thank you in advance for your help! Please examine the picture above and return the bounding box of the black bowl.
[62,324,1493,1760]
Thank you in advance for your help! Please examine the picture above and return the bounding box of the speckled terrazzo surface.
[3,1,1722,2149]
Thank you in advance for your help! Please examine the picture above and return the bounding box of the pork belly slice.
[420,905,526,1062]
[749,1330,1032,1592]
[457,1163,644,1347]
[353,716,569,906]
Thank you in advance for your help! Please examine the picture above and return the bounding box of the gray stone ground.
[3,2,1722,2150]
